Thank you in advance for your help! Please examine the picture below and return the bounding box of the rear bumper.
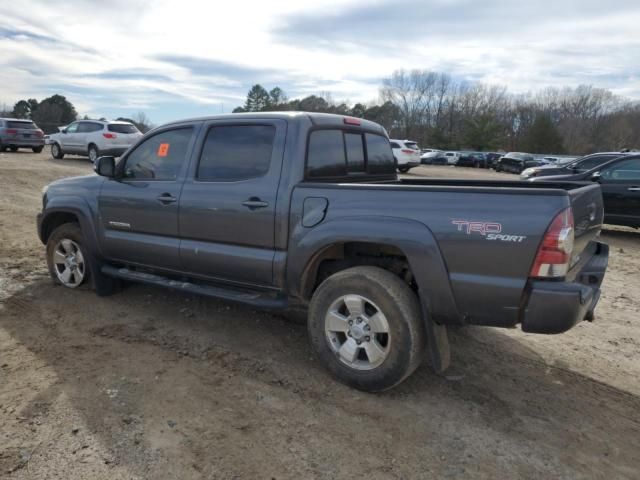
[2,138,45,147]
[521,241,609,334]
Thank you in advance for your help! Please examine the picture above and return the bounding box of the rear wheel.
[308,266,426,392]
[51,143,64,159]
[32,146,44,153]
[88,144,99,163]
[9,146,18,152]
[398,166,410,173]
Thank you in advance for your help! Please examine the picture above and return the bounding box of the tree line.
[233,71,640,155]
[3,95,154,134]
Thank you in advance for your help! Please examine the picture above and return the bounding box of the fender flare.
[288,216,461,325]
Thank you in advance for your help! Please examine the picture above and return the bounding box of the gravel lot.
[1,151,639,479]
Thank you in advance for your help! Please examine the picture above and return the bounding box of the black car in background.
[529,154,640,228]
[484,152,502,168]
[494,152,544,174]
[520,152,632,179]
[456,151,487,168]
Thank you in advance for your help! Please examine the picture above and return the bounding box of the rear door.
[98,124,198,270]
[598,157,640,224]
[178,119,286,287]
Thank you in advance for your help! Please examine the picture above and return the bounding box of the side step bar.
[101,265,288,309]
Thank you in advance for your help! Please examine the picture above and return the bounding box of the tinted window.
[601,158,640,181]
[365,133,395,174]
[577,155,613,171]
[307,130,347,178]
[405,142,419,150]
[124,127,192,180]
[7,121,36,130]
[77,122,102,133]
[345,133,365,172]
[66,123,79,133]
[197,125,275,182]
[390,142,401,149]
[109,123,139,134]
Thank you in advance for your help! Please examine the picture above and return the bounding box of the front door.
[178,119,286,287]
[97,124,198,270]
[61,121,80,152]
[598,157,640,225]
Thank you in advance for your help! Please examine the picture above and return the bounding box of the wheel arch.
[39,202,101,257]
[288,216,461,325]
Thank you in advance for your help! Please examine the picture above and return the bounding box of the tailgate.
[568,182,604,265]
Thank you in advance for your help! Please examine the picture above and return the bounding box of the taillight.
[401,149,415,154]
[35,129,44,137]
[530,207,574,278]
[6,129,17,135]
[343,117,361,126]
[103,133,117,139]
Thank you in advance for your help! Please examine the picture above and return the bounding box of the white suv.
[49,120,142,162]
[390,139,421,173]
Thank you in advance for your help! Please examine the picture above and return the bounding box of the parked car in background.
[456,152,487,168]
[529,154,640,228]
[443,151,461,165]
[390,139,421,172]
[485,152,503,169]
[48,119,142,162]
[494,152,543,174]
[420,149,444,164]
[0,118,45,153]
[520,152,630,179]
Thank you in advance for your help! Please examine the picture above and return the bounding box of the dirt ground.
[1,151,639,479]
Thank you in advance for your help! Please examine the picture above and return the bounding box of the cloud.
[0,0,639,123]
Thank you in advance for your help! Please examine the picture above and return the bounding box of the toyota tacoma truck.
[37,112,609,392]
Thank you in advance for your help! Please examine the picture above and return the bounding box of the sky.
[1,0,639,124]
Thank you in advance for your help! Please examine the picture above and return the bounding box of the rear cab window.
[306,129,395,180]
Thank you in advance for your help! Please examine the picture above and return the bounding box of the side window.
[123,127,192,180]
[66,122,79,133]
[365,133,395,174]
[77,122,96,133]
[345,133,365,173]
[307,130,347,178]
[390,142,400,149]
[600,159,640,181]
[577,155,611,171]
[197,125,275,182]
[89,123,104,132]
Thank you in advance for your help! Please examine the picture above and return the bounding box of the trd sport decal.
[452,220,527,243]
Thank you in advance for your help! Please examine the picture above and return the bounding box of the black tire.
[308,266,426,392]
[398,166,410,173]
[9,146,18,152]
[473,161,480,168]
[32,146,44,153]
[51,143,64,159]
[46,223,92,289]
[88,144,99,163]
[0,143,5,152]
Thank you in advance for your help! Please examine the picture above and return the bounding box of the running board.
[101,265,288,309]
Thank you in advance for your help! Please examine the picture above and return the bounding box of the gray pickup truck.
[38,112,609,391]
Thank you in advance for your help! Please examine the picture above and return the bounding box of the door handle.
[157,193,177,204]
[628,187,640,192]
[242,197,269,210]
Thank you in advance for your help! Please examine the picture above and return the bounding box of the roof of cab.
[160,111,386,134]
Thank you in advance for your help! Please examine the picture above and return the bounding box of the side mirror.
[61,129,67,134]
[590,171,601,182]
[94,156,116,178]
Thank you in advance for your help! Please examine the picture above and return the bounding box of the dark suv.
[494,152,543,174]
[0,118,45,153]
[520,152,632,179]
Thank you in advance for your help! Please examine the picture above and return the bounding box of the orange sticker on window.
[157,143,170,157]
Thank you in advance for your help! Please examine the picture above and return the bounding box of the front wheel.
[308,266,426,392]
[9,146,18,152]
[46,223,90,288]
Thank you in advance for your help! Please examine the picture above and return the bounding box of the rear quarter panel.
[289,183,571,327]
